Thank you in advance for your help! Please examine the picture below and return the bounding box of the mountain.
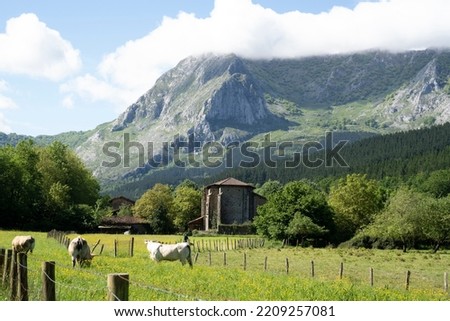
[2,49,450,195]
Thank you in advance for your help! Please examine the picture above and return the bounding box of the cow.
[68,236,95,268]
[144,237,193,268]
[12,235,35,254]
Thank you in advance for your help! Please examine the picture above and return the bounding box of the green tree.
[286,214,328,245]
[254,180,334,244]
[38,141,99,207]
[134,183,174,234]
[0,147,24,228]
[328,174,385,241]
[363,187,425,251]
[420,195,450,252]
[254,180,283,199]
[171,185,202,231]
[421,169,450,198]
[0,141,100,231]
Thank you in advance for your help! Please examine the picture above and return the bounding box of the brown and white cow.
[12,235,35,254]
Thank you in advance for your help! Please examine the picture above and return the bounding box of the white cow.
[12,235,35,254]
[68,236,95,268]
[145,237,193,268]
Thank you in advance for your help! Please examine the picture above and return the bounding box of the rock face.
[375,58,450,128]
[111,54,278,144]
[65,49,450,184]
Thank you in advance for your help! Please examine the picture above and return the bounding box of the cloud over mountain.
[65,0,450,111]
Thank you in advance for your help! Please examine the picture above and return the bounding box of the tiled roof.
[100,215,147,225]
[208,177,254,188]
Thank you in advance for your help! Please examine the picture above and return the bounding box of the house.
[98,215,150,234]
[189,177,266,233]
[109,196,135,214]
[97,196,149,234]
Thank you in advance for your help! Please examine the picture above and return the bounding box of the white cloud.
[60,74,135,110]
[0,79,8,91]
[67,0,450,111]
[0,80,16,110]
[0,95,16,110]
[61,94,74,109]
[0,112,12,133]
[0,13,81,81]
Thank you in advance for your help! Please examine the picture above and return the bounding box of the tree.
[38,141,99,207]
[362,187,426,251]
[286,214,328,245]
[420,195,450,252]
[171,185,202,231]
[134,183,174,234]
[254,180,283,199]
[421,169,450,198]
[328,174,385,241]
[0,147,24,228]
[0,141,100,231]
[254,180,334,244]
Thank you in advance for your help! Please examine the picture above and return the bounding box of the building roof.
[208,177,254,188]
[110,196,135,204]
[100,215,147,225]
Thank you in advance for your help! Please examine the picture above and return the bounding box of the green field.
[1,231,449,301]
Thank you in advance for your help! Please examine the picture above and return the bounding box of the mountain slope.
[2,49,450,194]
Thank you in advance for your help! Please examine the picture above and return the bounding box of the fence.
[0,249,127,300]
[47,230,134,257]
[2,232,449,300]
[192,237,265,252]
[2,245,449,301]
[47,230,265,255]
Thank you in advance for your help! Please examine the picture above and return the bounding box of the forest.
[1,123,449,251]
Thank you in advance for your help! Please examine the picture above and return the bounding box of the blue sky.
[1,0,449,136]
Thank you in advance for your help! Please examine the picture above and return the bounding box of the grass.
[1,231,449,301]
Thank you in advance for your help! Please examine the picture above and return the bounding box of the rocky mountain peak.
[111,53,279,143]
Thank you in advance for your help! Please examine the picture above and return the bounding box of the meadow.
[1,231,449,301]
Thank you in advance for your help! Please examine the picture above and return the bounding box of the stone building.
[195,177,266,231]
[109,196,135,215]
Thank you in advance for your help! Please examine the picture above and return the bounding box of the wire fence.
[1,231,449,301]
[0,249,203,301]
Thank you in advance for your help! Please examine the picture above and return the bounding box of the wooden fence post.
[10,250,18,300]
[194,252,199,263]
[405,270,411,290]
[311,260,315,278]
[208,251,212,266]
[264,256,268,271]
[444,272,448,292]
[108,273,129,301]
[2,249,12,287]
[17,253,28,301]
[285,258,289,274]
[370,268,374,287]
[114,239,118,257]
[339,262,344,279]
[42,261,56,301]
[223,252,227,266]
[129,237,134,257]
[243,253,247,271]
[0,248,5,280]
